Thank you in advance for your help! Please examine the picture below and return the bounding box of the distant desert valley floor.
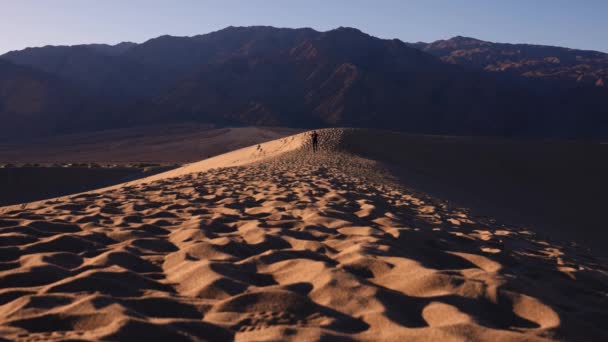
[0,128,607,341]
[0,125,301,206]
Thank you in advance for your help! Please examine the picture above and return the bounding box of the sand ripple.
[1,132,607,341]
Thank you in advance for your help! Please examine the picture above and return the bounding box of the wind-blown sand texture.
[0,129,606,341]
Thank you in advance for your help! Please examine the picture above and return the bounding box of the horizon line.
[2,25,607,55]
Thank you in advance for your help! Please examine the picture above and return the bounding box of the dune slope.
[0,125,302,164]
[0,129,606,341]
[0,125,301,207]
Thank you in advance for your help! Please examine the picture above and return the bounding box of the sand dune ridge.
[0,129,607,341]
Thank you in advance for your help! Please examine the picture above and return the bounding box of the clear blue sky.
[1,0,607,54]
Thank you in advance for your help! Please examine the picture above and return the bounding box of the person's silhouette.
[311,131,319,153]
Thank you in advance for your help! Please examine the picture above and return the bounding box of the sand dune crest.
[0,129,607,340]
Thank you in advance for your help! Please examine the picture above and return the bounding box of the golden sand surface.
[0,129,606,341]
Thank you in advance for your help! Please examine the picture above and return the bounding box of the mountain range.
[1,26,607,141]
[410,36,608,87]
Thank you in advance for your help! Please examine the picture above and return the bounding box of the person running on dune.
[311,131,319,153]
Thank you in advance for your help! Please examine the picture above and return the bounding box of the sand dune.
[0,129,607,341]
[0,125,300,208]
[0,125,302,164]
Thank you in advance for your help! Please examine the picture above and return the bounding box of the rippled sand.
[0,129,606,341]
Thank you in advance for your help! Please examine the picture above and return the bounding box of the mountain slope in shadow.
[1,26,607,140]
[411,36,608,87]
